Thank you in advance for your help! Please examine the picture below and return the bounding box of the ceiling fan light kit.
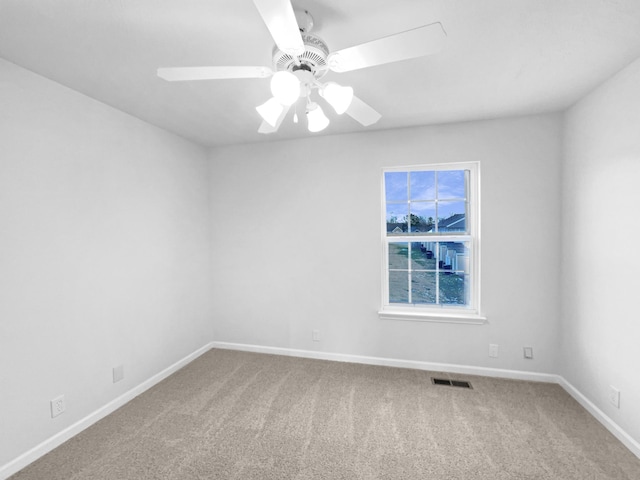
[262,27,351,133]
[320,82,354,115]
[255,98,285,127]
[270,71,300,105]
[306,102,330,133]
[158,0,446,135]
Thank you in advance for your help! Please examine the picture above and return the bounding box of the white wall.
[2,45,638,471]
[562,57,640,443]
[0,59,212,469]
[209,114,563,374]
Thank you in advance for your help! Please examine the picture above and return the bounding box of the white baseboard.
[212,341,639,460]
[0,342,213,480]
[4,340,638,479]
[557,376,640,459]
[210,341,559,383]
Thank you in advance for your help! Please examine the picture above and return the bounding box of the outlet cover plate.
[113,365,124,383]
[50,395,65,418]
[523,347,534,359]
[609,386,620,408]
[489,344,499,358]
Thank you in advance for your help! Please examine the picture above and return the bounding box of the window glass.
[382,163,478,316]
[409,202,436,233]
[437,170,466,199]
[388,271,409,303]
[386,202,408,234]
[387,240,469,306]
[437,201,466,232]
[412,272,437,304]
[388,242,409,270]
[439,272,468,305]
[410,171,435,201]
[384,172,407,202]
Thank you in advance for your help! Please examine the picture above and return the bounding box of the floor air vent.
[431,378,472,389]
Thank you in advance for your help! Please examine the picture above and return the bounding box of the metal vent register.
[431,378,473,389]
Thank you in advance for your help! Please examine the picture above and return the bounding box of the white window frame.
[378,162,485,324]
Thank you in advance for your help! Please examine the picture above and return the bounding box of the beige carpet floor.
[10,349,640,479]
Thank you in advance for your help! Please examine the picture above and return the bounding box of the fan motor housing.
[272,33,330,79]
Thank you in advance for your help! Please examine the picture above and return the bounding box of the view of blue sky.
[385,170,466,224]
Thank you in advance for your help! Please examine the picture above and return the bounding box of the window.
[379,162,483,323]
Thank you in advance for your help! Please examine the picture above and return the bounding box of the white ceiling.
[1,0,639,148]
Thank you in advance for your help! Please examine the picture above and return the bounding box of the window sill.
[378,309,487,325]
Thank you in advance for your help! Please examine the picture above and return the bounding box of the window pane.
[438,242,469,305]
[388,242,409,270]
[439,273,468,305]
[410,242,436,271]
[409,202,436,233]
[383,164,476,312]
[412,272,436,304]
[437,201,466,232]
[386,241,470,306]
[410,171,435,200]
[437,170,466,199]
[438,242,469,271]
[385,172,408,201]
[386,202,408,234]
[389,271,409,303]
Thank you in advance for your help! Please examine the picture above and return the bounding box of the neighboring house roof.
[387,215,465,233]
[387,222,407,233]
[438,213,465,230]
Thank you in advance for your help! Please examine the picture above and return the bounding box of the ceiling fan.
[157,0,446,134]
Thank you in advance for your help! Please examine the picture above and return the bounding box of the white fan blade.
[252,0,304,56]
[328,23,446,73]
[258,104,291,134]
[346,96,381,126]
[157,66,273,81]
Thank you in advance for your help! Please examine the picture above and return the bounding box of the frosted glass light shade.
[306,103,329,132]
[320,82,354,114]
[270,71,300,106]
[256,98,285,127]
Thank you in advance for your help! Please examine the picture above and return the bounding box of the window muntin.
[387,240,470,306]
[381,163,480,319]
[385,169,469,236]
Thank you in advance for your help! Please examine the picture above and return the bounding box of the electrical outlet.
[50,395,65,418]
[523,347,534,359]
[312,329,320,342]
[609,386,620,408]
[113,365,124,383]
[489,344,499,358]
